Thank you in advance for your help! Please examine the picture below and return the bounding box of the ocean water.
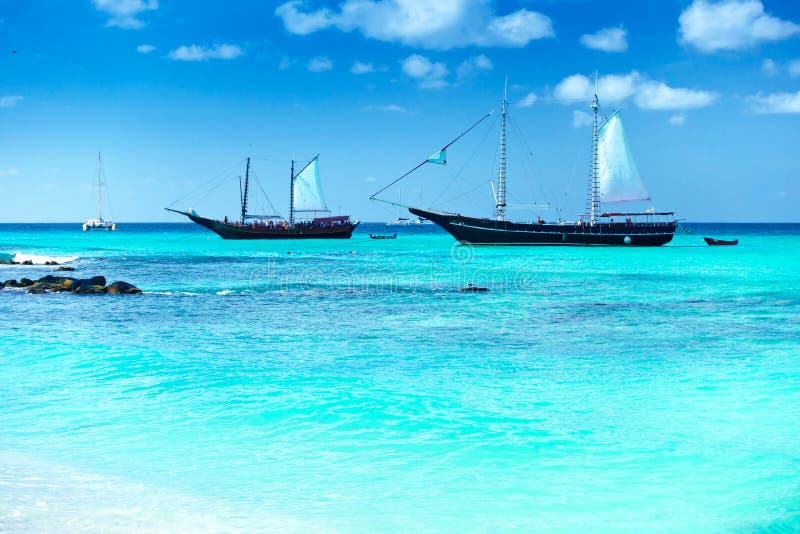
[1,222,799,532]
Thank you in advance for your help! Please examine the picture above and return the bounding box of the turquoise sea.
[1,222,799,532]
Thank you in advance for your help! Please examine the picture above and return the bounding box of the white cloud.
[401,54,448,89]
[749,91,800,113]
[0,95,23,107]
[678,0,800,53]
[553,72,717,110]
[635,82,718,110]
[518,92,538,108]
[363,104,412,113]
[790,60,800,78]
[0,168,19,176]
[351,61,374,74]
[762,58,777,75]
[572,110,593,127]
[580,26,628,52]
[168,44,243,61]
[93,0,158,29]
[668,113,686,125]
[456,54,493,79]
[307,56,333,72]
[275,0,554,50]
[136,44,155,54]
[554,72,640,102]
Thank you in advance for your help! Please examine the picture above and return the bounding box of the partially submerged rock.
[26,275,77,293]
[72,276,107,294]
[55,266,75,272]
[106,281,143,294]
[3,275,141,295]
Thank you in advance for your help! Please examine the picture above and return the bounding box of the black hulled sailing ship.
[373,82,676,246]
[167,156,358,239]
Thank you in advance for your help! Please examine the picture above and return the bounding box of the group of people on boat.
[221,215,348,230]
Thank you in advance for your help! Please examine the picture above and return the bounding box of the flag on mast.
[427,150,446,165]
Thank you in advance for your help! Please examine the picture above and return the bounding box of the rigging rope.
[369,111,494,200]
[431,113,498,208]
[168,158,246,208]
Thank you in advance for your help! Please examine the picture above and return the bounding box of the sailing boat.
[372,81,676,246]
[386,190,432,225]
[167,155,359,239]
[83,152,116,231]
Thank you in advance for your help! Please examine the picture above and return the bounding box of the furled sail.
[293,156,328,212]
[597,114,650,203]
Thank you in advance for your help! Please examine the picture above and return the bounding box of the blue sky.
[1,0,798,222]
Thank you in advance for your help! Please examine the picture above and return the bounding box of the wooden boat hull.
[703,237,738,246]
[175,211,358,240]
[410,207,676,246]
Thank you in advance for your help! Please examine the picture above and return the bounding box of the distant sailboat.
[386,191,433,225]
[372,78,676,246]
[83,152,116,231]
[167,155,359,239]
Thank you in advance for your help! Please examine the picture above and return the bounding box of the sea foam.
[12,253,79,265]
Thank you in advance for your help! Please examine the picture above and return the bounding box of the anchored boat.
[167,156,358,239]
[83,152,116,231]
[703,237,738,246]
[372,80,676,246]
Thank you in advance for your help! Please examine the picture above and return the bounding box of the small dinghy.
[369,233,397,240]
[703,237,738,246]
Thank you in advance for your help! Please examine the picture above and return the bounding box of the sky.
[1,0,799,222]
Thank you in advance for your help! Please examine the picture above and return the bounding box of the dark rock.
[27,275,77,293]
[71,276,108,295]
[3,279,19,288]
[106,281,143,294]
[45,261,59,265]
[19,278,34,287]
[55,266,75,272]
[22,260,33,265]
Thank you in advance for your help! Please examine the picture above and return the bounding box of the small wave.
[149,291,201,297]
[217,290,233,295]
[12,253,79,265]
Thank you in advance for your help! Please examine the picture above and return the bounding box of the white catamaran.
[83,152,116,231]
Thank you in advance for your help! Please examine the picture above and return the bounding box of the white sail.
[293,156,328,212]
[597,114,649,203]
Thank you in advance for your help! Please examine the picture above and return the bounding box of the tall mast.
[97,151,102,221]
[241,157,251,224]
[496,77,508,221]
[289,159,295,226]
[588,72,600,225]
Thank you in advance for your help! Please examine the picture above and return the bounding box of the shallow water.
[1,222,799,532]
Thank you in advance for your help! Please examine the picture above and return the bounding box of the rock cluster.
[0,260,62,266]
[1,275,142,294]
